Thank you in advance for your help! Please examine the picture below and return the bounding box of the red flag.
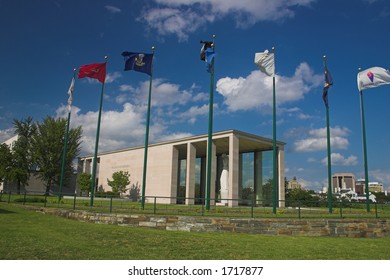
[78,63,106,83]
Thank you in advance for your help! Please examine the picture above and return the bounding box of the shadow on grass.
[0,208,16,214]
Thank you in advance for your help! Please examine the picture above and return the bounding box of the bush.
[95,191,120,198]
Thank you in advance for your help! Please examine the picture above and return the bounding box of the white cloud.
[292,126,351,152]
[105,72,122,83]
[55,103,192,155]
[216,62,322,112]
[139,0,315,41]
[0,128,15,143]
[119,78,192,107]
[369,169,390,188]
[105,5,121,13]
[321,153,358,166]
[54,77,209,155]
[297,177,322,190]
[178,104,210,124]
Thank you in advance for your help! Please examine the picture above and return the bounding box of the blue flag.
[121,52,154,76]
[205,48,215,73]
[322,65,333,107]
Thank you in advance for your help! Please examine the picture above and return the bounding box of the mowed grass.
[0,203,389,260]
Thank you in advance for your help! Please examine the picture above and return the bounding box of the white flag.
[254,50,275,77]
[67,77,75,112]
[357,67,390,91]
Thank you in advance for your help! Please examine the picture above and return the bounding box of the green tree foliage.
[285,187,320,207]
[0,144,12,183]
[77,172,92,195]
[107,171,130,194]
[9,117,37,194]
[31,116,82,194]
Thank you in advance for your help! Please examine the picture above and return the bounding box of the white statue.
[220,154,229,204]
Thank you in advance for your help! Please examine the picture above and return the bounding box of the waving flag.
[67,77,75,112]
[322,65,333,107]
[358,67,390,91]
[121,52,154,76]
[78,63,106,83]
[200,41,213,61]
[205,48,215,73]
[254,50,275,77]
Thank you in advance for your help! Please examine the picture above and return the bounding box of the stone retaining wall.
[39,208,390,238]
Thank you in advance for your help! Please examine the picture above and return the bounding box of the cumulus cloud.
[292,126,351,152]
[56,103,194,155]
[105,72,122,83]
[321,153,358,166]
[119,78,192,107]
[216,62,322,112]
[139,0,315,41]
[54,78,209,155]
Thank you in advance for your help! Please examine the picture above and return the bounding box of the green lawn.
[0,203,389,260]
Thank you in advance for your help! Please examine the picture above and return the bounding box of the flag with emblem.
[78,63,106,83]
[357,67,390,91]
[322,65,333,107]
[254,50,275,77]
[122,52,154,76]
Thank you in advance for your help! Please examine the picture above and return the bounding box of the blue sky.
[1,0,390,191]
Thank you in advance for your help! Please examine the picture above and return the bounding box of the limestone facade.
[78,130,286,207]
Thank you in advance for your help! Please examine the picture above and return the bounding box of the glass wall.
[177,150,276,206]
[239,150,275,206]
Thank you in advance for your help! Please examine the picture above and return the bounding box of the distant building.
[287,176,301,190]
[356,179,384,193]
[355,179,365,195]
[332,173,355,193]
[369,182,384,193]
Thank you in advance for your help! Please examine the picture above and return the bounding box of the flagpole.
[205,35,216,211]
[90,56,108,207]
[141,46,155,210]
[324,55,333,214]
[59,68,76,202]
[271,47,277,215]
[358,70,370,212]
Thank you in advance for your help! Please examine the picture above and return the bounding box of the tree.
[9,117,36,194]
[0,144,12,184]
[285,187,320,207]
[31,116,82,194]
[107,171,130,194]
[77,172,92,195]
[129,181,141,202]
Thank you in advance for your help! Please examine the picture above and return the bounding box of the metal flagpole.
[205,35,215,211]
[141,47,155,210]
[90,56,108,207]
[324,56,333,214]
[59,68,76,202]
[271,47,277,214]
[358,72,370,212]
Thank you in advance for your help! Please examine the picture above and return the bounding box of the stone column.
[228,134,239,207]
[186,143,196,205]
[278,145,285,208]
[209,141,217,205]
[170,146,179,204]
